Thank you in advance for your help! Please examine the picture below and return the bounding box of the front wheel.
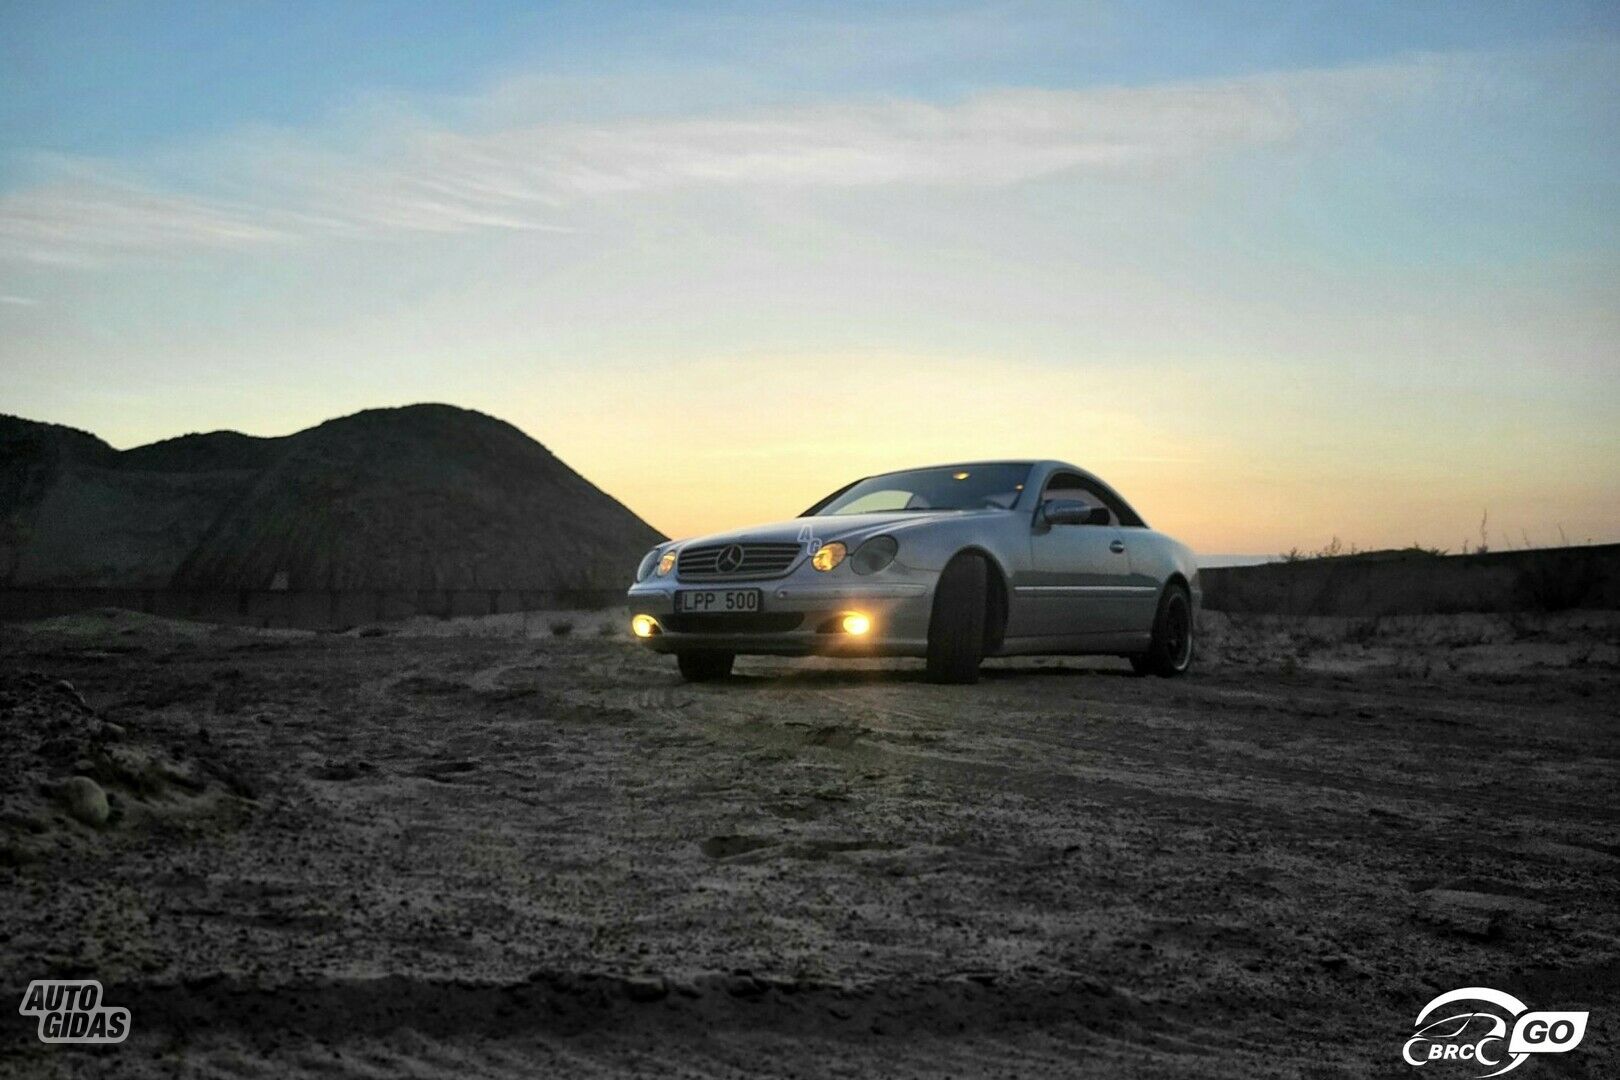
[676,650,734,682]
[1131,584,1193,678]
[926,553,988,684]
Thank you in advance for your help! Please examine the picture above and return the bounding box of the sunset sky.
[2,2,1617,554]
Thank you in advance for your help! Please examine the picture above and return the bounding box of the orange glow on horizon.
[504,354,1617,557]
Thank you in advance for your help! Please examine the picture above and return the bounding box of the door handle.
[1109,540,1125,554]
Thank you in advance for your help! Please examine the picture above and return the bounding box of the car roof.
[863,459,1074,476]
[802,459,1146,525]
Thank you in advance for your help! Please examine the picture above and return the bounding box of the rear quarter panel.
[1125,530,1201,608]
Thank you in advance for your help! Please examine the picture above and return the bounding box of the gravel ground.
[1,608,1616,1078]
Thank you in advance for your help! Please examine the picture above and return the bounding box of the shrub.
[549,619,575,637]
[1278,536,1359,562]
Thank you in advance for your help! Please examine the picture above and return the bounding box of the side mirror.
[1042,498,1110,527]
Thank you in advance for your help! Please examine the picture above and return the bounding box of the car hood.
[666,509,1007,551]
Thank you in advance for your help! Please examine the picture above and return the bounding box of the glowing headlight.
[850,535,898,575]
[635,549,661,582]
[811,541,847,572]
[631,614,659,638]
[841,612,871,635]
[657,550,678,576]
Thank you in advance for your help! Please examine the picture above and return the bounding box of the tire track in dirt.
[610,674,1269,824]
[94,968,1227,1046]
[609,666,1620,857]
[22,965,1366,1080]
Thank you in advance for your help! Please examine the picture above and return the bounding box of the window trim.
[1037,470,1146,528]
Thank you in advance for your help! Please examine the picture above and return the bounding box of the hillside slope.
[0,406,662,591]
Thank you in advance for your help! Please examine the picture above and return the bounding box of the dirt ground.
[1,607,1616,1078]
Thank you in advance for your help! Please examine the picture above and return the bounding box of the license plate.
[675,588,761,614]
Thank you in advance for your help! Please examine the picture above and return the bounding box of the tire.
[926,553,988,684]
[676,650,734,682]
[1131,583,1194,677]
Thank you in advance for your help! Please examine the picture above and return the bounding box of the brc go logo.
[18,979,131,1044]
[1403,987,1588,1077]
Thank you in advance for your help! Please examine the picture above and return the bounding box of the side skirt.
[990,631,1153,657]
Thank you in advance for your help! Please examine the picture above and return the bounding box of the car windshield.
[811,464,1033,516]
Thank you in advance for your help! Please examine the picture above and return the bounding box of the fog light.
[631,614,659,638]
[841,612,871,636]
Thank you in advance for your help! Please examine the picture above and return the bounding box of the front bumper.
[625,575,937,657]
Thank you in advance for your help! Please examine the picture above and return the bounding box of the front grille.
[677,542,802,581]
[663,612,804,634]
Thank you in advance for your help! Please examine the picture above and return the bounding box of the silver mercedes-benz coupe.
[626,461,1199,684]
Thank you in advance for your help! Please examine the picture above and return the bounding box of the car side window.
[1042,473,1120,525]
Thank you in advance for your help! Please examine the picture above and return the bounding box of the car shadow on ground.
[981,663,1140,680]
[716,661,1141,688]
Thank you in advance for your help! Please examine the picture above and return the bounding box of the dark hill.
[0,405,663,591]
[118,430,288,473]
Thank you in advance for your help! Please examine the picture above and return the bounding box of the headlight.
[850,535,898,575]
[635,549,661,582]
[657,550,678,576]
[811,541,847,572]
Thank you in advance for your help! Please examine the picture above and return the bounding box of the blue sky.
[5,2,1617,162]
[2,2,1617,550]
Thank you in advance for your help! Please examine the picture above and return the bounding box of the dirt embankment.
[1,404,663,591]
[1,668,254,870]
[0,608,1615,1078]
[1201,543,1620,616]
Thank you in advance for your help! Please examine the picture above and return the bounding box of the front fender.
[880,517,1025,590]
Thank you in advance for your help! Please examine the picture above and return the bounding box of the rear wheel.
[676,650,734,682]
[926,553,988,684]
[1131,584,1193,678]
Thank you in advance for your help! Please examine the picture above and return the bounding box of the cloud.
[461,84,1296,192]
[0,182,288,265]
[0,60,1431,266]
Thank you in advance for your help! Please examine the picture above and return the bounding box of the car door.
[1015,472,1139,637]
